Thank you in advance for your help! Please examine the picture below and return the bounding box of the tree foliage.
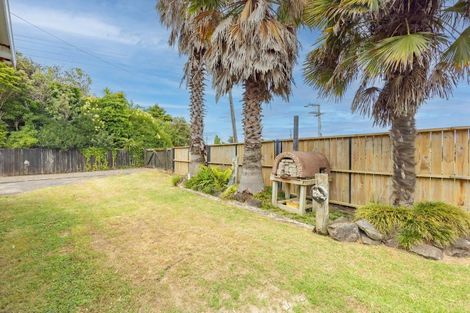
[0,55,190,151]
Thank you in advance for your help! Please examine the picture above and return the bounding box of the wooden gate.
[145,149,173,171]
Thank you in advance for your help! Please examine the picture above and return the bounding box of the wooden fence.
[171,126,470,210]
[144,148,173,171]
[0,148,142,176]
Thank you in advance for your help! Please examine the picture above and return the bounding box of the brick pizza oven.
[272,151,330,179]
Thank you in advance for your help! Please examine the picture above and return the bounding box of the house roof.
[0,0,15,67]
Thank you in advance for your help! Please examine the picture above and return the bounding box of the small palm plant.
[190,0,303,194]
[303,0,470,206]
[157,0,218,176]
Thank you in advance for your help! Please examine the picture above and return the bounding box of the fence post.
[348,137,352,204]
[171,148,175,173]
[206,145,211,165]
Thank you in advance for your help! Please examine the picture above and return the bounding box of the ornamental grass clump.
[356,202,470,249]
[355,203,412,236]
[399,202,470,249]
[184,166,232,195]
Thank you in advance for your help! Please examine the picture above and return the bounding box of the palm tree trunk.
[391,112,416,206]
[238,78,266,194]
[188,53,206,176]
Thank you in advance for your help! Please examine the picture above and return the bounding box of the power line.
[16,35,130,59]
[11,12,131,73]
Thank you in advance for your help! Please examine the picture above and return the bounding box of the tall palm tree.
[190,0,303,194]
[157,0,215,176]
[303,0,470,206]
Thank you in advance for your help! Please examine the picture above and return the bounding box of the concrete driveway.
[0,168,147,195]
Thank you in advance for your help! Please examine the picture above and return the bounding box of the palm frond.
[442,26,470,72]
[360,33,443,75]
[352,84,381,117]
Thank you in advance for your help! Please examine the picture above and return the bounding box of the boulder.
[453,238,470,251]
[327,222,360,242]
[360,233,381,245]
[246,198,262,208]
[355,219,384,241]
[384,237,399,248]
[445,238,470,258]
[445,247,470,258]
[410,244,443,260]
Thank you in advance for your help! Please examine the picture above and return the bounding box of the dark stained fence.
[144,148,173,171]
[0,148,141,176]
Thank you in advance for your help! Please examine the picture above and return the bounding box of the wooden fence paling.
[0,148,139,176]
[167,126,470,210]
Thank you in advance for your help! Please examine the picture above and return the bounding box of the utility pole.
[228,91,238,143]
[304,104,323,137]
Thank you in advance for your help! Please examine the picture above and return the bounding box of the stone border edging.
[179,186,315,232]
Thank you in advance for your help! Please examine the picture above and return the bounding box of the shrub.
[171,175,183,187]
[355,203,412,236]
[399,202,470,249]
[356,202,470,249]
[185,166,232,195]
[221,184,238,200]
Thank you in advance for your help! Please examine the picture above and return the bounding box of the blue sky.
[10,0,470,142]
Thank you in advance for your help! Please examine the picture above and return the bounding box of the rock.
[355,219,384,241]
[246,198,262,208]
[327,222,360,242]
[410,244,443,260]
[329,216,350,225]
[445,247,470,258]
[384,237,399,248]
[445,238,470,258]
[233,191,251,203]
[453,238,470,251]
[360,233,381,245]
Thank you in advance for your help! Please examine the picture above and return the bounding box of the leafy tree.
[37,117,94,149]
[190,0,302,193]
[128,109,172,149]
[83,89,132,149]
[147,104,173,122]
[213,135,222,144]
[0,122,7,147]
[0,62,27,122]
[303,0,470,206]
[165,117,190,147]
[6,124,38,148]
[1,54,186,152]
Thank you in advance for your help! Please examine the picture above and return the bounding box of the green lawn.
[1,170,469,313]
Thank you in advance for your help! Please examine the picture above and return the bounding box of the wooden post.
[299,185,307,215]
[271,181,278,206]
[313,173,329,235]
[283,183,290,199]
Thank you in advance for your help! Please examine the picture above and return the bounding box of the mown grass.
[1,170,470,312]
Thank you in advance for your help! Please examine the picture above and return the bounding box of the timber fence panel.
[0,148,139,176]
[166,126,469,210]
[173,147,189,176]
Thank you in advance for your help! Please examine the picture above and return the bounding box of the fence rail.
[164,126,470,210]
[0,148,141,176]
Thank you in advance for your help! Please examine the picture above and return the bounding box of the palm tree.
[190,0,303,194]
[303,0,470,206]
[157,0,215,176]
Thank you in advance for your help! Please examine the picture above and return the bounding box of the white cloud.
[11,3,158,45]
